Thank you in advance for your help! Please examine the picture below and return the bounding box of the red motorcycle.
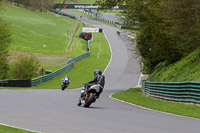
[77,84,101,107]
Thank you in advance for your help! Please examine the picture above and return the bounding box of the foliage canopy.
[96,0,200,73]
[6,0,57,11]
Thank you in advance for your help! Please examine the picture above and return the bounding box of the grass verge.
[0,31,111,89]
[112,87,200,119]
[0,124,35,133]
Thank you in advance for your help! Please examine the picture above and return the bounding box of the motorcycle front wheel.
[84,93,95,107]
[61,84,66,90]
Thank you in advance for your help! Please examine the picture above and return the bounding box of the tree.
[12,55,40,79]
[6,0,57,11]
[0,3,12,79]
[159,0,200,56]
[96,0,200,73]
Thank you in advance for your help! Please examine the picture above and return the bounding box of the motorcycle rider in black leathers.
[87,70,105,98]
[78,70,105,105]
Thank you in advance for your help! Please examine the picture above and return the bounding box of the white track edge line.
[102,31,113,74]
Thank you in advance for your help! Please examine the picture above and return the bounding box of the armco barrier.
[67,52,90,65]
[32,52,90,86]
[0,79,31,87]
[142,81,200,104]
[54,9,75,19]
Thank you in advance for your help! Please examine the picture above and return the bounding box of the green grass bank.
[112,88,200,119]
[148,47,200,82]
[0,2,90,74]
[1,3,81,55]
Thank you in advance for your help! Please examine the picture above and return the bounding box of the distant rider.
[61,76,70,90]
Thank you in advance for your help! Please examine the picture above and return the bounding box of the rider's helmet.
[94,70,102,76]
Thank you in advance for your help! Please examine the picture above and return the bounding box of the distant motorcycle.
[61,76,70,90]
[77,83,101,107]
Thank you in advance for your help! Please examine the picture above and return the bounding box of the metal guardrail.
[142,81,200,104]
[53,9,76,19]
[31,63,73,86]
[31,52,90,86]
[67,52,90,65]
[0,79,31,87]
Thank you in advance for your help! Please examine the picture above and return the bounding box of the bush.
[0,17,11,79]
[11,55,40,79]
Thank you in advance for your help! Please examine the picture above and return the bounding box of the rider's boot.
[77,100,82,106]
[77,98,82,106]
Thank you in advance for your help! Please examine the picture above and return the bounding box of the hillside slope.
[0,3,80,54]
[0,2,88,71]
[148,47,200,82]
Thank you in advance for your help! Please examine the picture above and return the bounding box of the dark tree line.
[96,0,200,73]
[5,0,57,11]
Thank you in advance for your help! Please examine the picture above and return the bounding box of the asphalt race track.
[0,12,200,133]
